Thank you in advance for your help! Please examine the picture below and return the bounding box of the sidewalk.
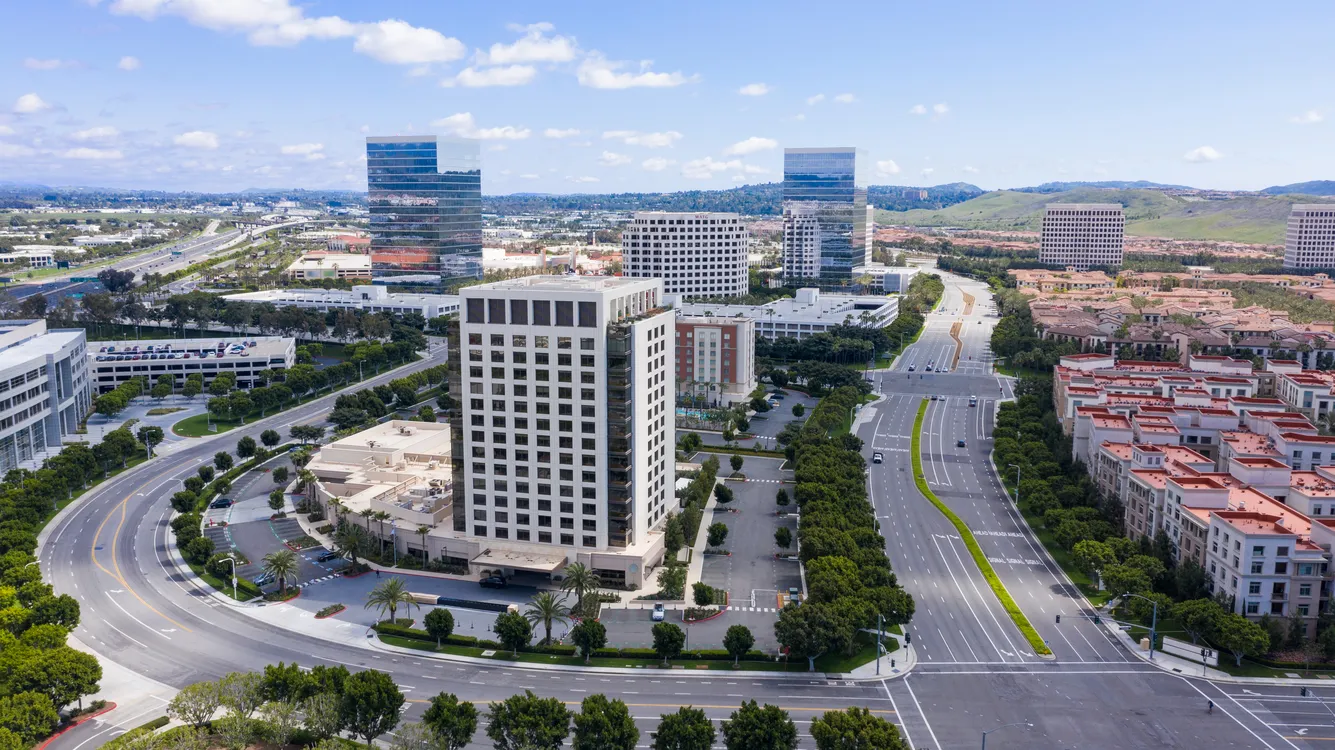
[845,632,918,680]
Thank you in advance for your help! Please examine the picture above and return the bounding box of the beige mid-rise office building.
[1039,203,1124,270]
[1283,204,1335,270]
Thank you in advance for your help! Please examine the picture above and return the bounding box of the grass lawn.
[187,560,261,602]
[146,407,185,416]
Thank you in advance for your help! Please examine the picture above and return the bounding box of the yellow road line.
[406,698,893,713]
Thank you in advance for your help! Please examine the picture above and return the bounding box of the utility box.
[1140,637,1151,651]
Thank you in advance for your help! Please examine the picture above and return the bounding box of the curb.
[34,702,118,750]
[314,604,346,620]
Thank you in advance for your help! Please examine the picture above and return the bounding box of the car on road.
[957,439,967,447]
[930,394,938,401]
[770,391,785,399]
[940,367,949,374]
[789,587,801,604]
[908,364,916,371]
[315,550,340,563]
[253,572,275,586]
[872,452,883,464]
[209,498,234,509]
[969,395,978,407]
[925,364,933,372]
[651,602,666,621]
[479,576,507,589]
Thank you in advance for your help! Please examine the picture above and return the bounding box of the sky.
[2,0,1334,195]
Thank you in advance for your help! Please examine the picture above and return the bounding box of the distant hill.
[1261,180,1335,196]
[1012,180,1195,193]
[878,187,1335,244]
[484,181,982,215]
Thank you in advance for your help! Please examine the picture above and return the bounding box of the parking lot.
[679,387,817,451]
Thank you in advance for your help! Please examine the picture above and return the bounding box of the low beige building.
[286,252,372,280]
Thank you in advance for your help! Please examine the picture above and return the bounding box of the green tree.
[1172,599,1225,645]
[714,485,734,504]
[1071,539,1117,584]
[365,577,419,623]
[810,706,905,750]
[272,466,289,484]
[424,608,455,647]
[1321,624,1335,662]
[1101,564,1152,598]
[214,451,234,472]
[652,622,685,666]
[485,690,571,750]
[776,488,789,507]
[494,611,533,656]
[730,454,744,473]
[775,603,831,671]
[167,680,222,727]
[258,700,302,745]
[269,489,284,512]
[182,376,202,399]
[197,466,215,482]
[524,591,571,645]
[260,429,281,448]
[652,706,715,750]
[792,403,805,417]
[707,522,728,548]
[301,692,344,741]
[570,619,607,664]
[720,701,797,750]
[723,625,755,667]
[774,527,792,549]
[339,669,404,747]
[572,694,638,750]
[217,671,264,719]
[236,436,257,459]
[260,662,311,704]
[1216,613,1272,666]
[0,693,59,745]
[421,693,477,750]
[560,562,601,616]
[261,549,299,595]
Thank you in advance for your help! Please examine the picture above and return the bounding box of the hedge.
[911,399,1051,657]
[373,623,576,656]
[590,647,771,662]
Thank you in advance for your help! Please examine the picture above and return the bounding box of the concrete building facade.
[0,320,92,472]
[1039,204,1125,270]
[88,337,295,393]
[1284,204,1335,270]
[621,212,749,299]
[674,316,756,406]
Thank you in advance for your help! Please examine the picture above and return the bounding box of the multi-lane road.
[42,267,1327,749]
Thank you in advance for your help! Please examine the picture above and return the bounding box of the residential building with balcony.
[674,315,756,407]
[0,320,92,472]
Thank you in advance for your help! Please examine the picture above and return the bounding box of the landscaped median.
[910,399,1052,657]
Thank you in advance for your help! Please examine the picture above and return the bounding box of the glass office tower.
[366,136,482,281]
[782,147,868,282]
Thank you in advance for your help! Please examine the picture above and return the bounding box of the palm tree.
[415,524,430,561]
[261,549,299,596]
[373,511,392,557]
[365,577,418,624]
[334,523,368,562]
[358,508,375,535]
[560,563,600,616]
[296,469,316,495]
[524,591,571,646]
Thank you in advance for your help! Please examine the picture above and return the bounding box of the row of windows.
[464,297,597,328]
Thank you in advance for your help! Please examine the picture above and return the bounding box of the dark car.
[209,498,234,509]
[957,439,967,448]
[479,576,507,589]
[315,550,340,563]
[770,392,786,399]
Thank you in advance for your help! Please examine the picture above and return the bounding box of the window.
[510,299,528,325]
[488,298,506,324]
[1278,546,1290,557]
[1246,601,1260,614]
[533,300,551,326]
[466,298,484,323]
[1251,561,1264,574]
[1252,545,1265,557]
[556,301,574,327]
[1301,583,1313,597]
[1249,581,1262,595]
[578,301,596,327]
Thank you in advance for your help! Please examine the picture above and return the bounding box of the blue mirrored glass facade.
[783,147,868,281]
[367,136,481,281]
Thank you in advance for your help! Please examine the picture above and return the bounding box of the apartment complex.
[366,135,481,280]
[1038,204,1125,270]
[88,337,295,393]
[285,253,373,281]
[1284,204,1335,270]
[620,212,749,299]
[223,285,460,319]
[782,147,870,282]
[0,320,92,473]
[674,315,756,406]
[670,287,898,341]
[443,276,674,588]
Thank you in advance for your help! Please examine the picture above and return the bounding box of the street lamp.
[981,722,1032,749]
[1123,592,1159,661]
[1007,463,1021,506]
[220,553,238,598]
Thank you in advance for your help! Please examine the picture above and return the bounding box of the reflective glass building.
[367,136,482,281]
[782,147,868,282]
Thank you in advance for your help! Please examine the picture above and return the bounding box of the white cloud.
[23,58,80,70]
[921,167,935,178]
[598,151,632,166]
[544,128,580,139]
[61,147,123,160]
[909,104,926,115]
[106,1,464,66]
[933,102,949,115]
[738,83,770,96]
[0,125,14,136]
[447,64,536,88]
[430,112,530,140]
[174,130,219,149]
[1291,110,1324,125]
[1183,145,1222,163]
[71,126,119,141]
[568,175,600,183]
[875,160,901,177]
[806,94,825,106]
[834,93,856,104]
[963,165,979,174]
[520,173,539,180]
[486,144,506,152]
[602,130,682,148]
[682,156,744,179]
[0,143,36,158]
[14,94,52,114]
[281,142,324,159]
[723,137,777,156]
[577,53,692,89]
[641,157,673,172]
[117,55,141,70]
[476,25,577,65]
[742,164,768,175]
[358,124,370,134]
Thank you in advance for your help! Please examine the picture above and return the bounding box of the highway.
[41,267,1319,749]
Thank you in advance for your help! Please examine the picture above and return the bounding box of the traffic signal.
[905,632,911,645]
[1303,687,1309,697]
[1093,614,1100,624]
[1055,614,1061,624]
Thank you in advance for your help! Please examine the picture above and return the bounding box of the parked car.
[651,602,666,621]
[479,576,507,589]
[770,392,786,399]
[253,572,275,586]
[872,452,883,464]
[930,394,938,401]
[789,587,801,604]
[209,498,234,509]
[315,550,339,563]
[925,364,933,372]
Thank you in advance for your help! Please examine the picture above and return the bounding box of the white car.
[651,602,666,621]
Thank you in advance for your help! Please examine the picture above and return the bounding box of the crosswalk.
[296,573,341,588]
[725,605,779,613]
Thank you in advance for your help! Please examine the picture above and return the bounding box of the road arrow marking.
[1243,689,1261,696]
[1298,729,1309,736]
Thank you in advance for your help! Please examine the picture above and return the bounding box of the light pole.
[220,553,238,598]
[1123,592,1159,660]
[981,722,1032,749]
[1008,463,1021,505]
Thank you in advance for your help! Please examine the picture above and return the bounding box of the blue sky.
[2,0,1333,195]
